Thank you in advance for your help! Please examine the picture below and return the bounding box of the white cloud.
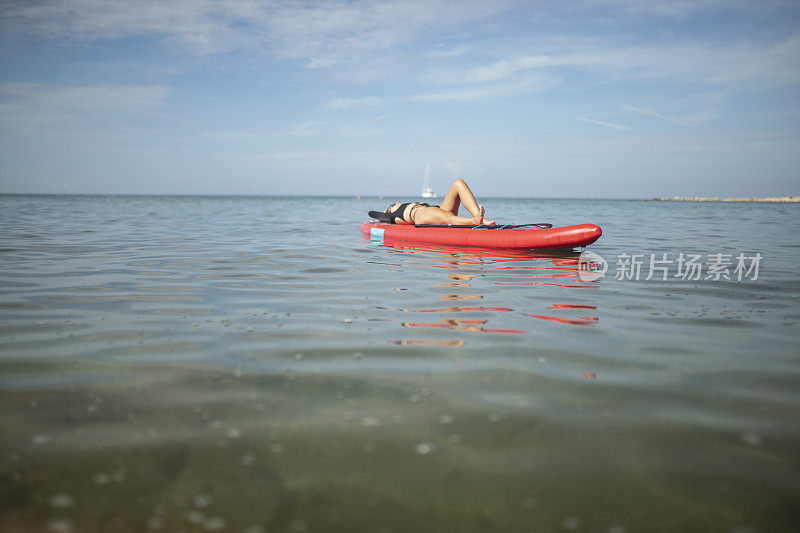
[0,0,518,64]
[5,1,797,99]
[406,72,561,103]
[330,76,551,106]
[576,116,630,130]
[373,111,401,121]
[323,30,800,108]
[619,104,690,126]
[463,56,557,84]
[422,33,800,98]
[582,0,789,17]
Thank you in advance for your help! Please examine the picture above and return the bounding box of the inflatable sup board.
[362,222,601,250]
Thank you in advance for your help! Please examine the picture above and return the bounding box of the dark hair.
[368,210,393,223]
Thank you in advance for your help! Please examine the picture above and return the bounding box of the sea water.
[0,194,798,532]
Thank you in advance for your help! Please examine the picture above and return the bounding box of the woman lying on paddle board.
[380,179,495,226]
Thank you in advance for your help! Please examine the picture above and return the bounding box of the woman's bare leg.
[438,178,481,217]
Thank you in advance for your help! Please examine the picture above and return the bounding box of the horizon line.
[3,192,795,201]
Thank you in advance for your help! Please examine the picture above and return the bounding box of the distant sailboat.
[421,162,437,198]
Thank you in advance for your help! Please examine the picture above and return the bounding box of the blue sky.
[1,0,798,197]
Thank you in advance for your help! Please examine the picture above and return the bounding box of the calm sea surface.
[0,195,798,532]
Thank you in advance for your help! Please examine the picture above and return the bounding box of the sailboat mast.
[421,162,436,198]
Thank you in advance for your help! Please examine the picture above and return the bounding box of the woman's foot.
[472,206,496,225]
[472,206,485,225]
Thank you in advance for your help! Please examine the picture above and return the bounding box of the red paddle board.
[362,222,601,249]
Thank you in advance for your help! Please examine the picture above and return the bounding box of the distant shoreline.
[653,196,800,203]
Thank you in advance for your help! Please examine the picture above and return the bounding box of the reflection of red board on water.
[362,222,601,249]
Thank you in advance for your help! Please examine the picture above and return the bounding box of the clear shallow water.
[0,194,798,532]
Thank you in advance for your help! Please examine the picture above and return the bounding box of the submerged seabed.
[0,195,799,532]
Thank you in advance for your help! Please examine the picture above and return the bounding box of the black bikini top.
[368,202,432,224]
[387,202,412,223]
[387,202,431,223]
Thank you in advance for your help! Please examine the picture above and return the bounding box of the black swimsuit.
[388,202,430,224]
